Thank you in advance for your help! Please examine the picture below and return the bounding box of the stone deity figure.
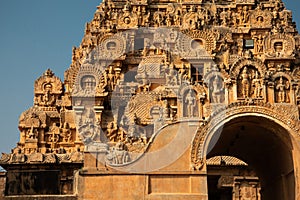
[28,126,38,140]
[242,6,250,23]
[154,12,164,27]
[85,108,95,124]
[12,148,25,163]
[48,123,60,149]
[220,8,227,26]
[252,71,262,98]
[41,83,55,106]
[276,77,290,103]
[211,76,224,103]
[61,122,72,143]
[166,14,172,26]
[240,67,250,98]
[106,122,118,142]
[174,11,181,26]
[256,35,264,53]
[185,89,196,117]
[143,12,150,26]
[166,63,178,85]
[107,66,115,91]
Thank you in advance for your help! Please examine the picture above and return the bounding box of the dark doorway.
[206,116,295,200]
[208,175,232,200]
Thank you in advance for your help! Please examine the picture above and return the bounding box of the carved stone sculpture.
[1,0,300,199]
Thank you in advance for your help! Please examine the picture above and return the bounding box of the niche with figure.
[209,75,225,103]
[237,66,263,99]
[183,89,199,118]
[275,76,290,103]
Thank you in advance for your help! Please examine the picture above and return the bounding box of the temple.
[1,0,300,199]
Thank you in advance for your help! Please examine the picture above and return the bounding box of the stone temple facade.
[1,0,300,199]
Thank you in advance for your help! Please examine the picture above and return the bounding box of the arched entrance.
[204,115,295,200]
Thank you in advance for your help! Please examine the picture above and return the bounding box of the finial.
[44,69,54,77]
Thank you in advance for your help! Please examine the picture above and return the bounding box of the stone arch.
[272,71,294,82]
[97,33,126,59]
[34,69,63,95]
[72,63,106,97]
[292,67,300,81]
[265,33,295,57]
[191,103,300,199]
[75,66,102,90]
[180,29,217,55]
[178,84,207,101]
[229,58,267,79]
[191,102,300,162]
[203,68,229,84]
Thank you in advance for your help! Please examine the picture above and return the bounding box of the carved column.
[291,82,298,105]
[20,130,26,144]
[73,105,85,143]
[94,106,104,124]
[224,78,232,105]
[268,82,275,104]
[232,80,238,102]
[38,129,46,153]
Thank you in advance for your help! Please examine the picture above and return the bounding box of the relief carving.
[275,76,290,103]
[264,33,295,58]
[3,1,300,193]
[237,66,263,99]
[34,69,63,107]
[207,75,225,104]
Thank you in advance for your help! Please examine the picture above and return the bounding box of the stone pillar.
[268,82,275,104]
[291,82,298,105]
[73,106,85,143]
[232,80,238,101]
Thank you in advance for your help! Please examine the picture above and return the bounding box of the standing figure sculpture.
[211,76,224,103]
[107,66,115,91]
[276,77,290,103]
[240,67,250,98]
[185,89,196,117]
[106,122,118,142]
[252,71,262,98]
[256,35,264,53]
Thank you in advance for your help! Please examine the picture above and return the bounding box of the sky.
[0,0,299,154]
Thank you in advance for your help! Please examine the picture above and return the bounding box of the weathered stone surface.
[1,0,300,199]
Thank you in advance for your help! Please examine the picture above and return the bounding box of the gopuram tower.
[1,0,300,199]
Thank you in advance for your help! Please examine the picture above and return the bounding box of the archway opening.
[206,116,295,200]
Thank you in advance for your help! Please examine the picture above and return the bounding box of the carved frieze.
[250,7,273,28]
[191,102,300,170]
[264,33,296,58]
[97,33,127,60]
[5,0,300,178]
[178,29,217,58]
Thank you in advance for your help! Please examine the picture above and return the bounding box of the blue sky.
[0,0,299,154]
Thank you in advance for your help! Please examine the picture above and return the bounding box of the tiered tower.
[1,0,300,199]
